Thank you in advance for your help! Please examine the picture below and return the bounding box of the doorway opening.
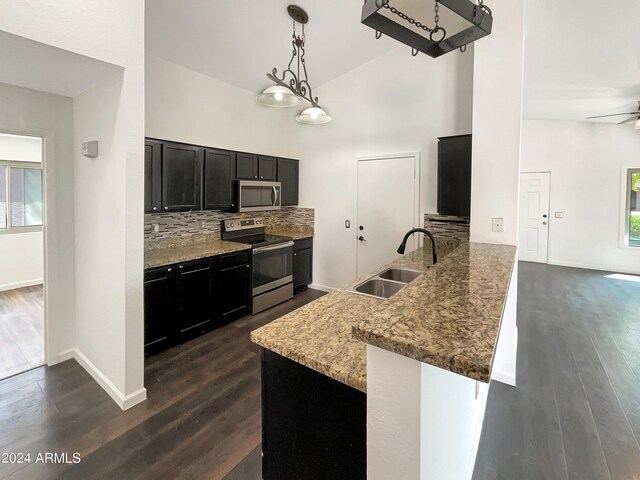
[518,171,551,264]
[0,133,45,381]
[356,153,421,277]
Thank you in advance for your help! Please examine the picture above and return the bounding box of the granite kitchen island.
[251,239,517,480]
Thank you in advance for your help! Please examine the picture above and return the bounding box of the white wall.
[470,0,524,245]
[0,0,146,409]
[146,55,299,158]
[522,119,640,274]
[295,47,474,288]
[0,82,76,363]
[0,232,43,291]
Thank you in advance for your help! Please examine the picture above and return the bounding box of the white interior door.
[518,172,550,263]
[357,156,418,276]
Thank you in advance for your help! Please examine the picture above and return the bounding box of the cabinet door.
[204,148,235,210]
[144,265,175,354]
[175,258,214,339]
[437,135,472,217]
[161,142,203,212]
[218,262,251,322]
[236,153,259,180]
[277,158,299,206]
[293,245,312,290]
[144,140,162,213]
[258,156,278,181]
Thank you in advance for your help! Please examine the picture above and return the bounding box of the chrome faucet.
[397,228,438,264]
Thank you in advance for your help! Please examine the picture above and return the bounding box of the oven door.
[238,180,282,212]
[252,241,294,295]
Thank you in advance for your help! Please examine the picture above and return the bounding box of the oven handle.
[253,241,294,254]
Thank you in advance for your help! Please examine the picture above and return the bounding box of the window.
[0,163,43,232]
[626,168,640,247]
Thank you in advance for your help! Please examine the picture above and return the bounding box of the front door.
[357,156,418,277]
[518,172,550,263]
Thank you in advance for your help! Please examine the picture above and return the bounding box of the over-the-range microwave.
[236,180,282,212]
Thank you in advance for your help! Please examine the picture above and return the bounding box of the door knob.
[543,214,548,218]
[358,236,365,241]
[542,221,548,225]
[359,226,364,231]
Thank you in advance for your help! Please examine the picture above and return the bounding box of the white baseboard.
[309,283,335,293]
[0,278,43,292]
[548,260,640,276]
[57,347,146,411]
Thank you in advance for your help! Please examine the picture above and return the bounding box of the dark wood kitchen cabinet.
[204,148,236,210]
[144,140,162,213]
[437,134,472,217]
[277,158,299,206]
[175,258,214,341]
[215,250,251,322]
[293,238,313,291]
[258,156,278,181]
[144,265,175,354]
[161,142,203,212]
[236,153,259,179]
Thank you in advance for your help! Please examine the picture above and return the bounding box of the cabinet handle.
[152,207,157,211]
[294,253,297,256]
[260,176,264,179]
[164,207,169,211]
[178,265,184,269]
[246,265,250,268]
[167,267,172,272]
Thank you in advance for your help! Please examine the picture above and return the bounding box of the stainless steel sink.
[350,278,405,299]
[378,267,423,284]
[346,267,424,300]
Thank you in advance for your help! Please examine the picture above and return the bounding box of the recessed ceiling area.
[0,30,122,98]
[523,0,640,123]
[145,0,425,92]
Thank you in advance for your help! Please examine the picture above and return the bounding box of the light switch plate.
[82,141,98,158]
[555,212,564,219]
[492,217,504,233]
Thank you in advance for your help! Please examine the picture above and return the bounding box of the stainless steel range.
[221,217,294,314]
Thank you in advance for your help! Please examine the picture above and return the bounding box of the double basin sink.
[346,266,425,300]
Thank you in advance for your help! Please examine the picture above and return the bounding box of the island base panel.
[261,348,366,480]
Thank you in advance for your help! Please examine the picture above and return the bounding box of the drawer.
[293,238,313,252]
[220,250,250,269]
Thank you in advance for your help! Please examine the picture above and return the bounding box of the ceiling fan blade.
[618,116,638,125]
[587,112,640,119]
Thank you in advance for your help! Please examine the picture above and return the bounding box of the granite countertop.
[144,236,250,269]
[251,239,516,391]
[144,226,313,269]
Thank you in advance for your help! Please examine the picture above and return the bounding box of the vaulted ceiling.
[145,0,401,93]
[524,0,640,123]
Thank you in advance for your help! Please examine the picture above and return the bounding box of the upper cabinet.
[144,138,300,212]
[437,134,472,217]
[145,140,162,213]
[278,158,299,206]
[258,156,278,181]
[236,153,259,180]
[161,142,203,212]
[204,148,236,210]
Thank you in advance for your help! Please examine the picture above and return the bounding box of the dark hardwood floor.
[473,262,640,480]
[2,263,640,480]
[0,285,44,381]
[0,288,325,480]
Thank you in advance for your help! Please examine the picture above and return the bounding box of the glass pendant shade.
[296,107,332,125]
[635,118,640,130]
[256,86,300,107]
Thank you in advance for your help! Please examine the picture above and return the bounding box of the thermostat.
[82,141,99,158]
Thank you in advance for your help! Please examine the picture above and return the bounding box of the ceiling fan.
[587,101,640,128]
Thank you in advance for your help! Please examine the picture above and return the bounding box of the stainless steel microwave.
[236,180,282,212]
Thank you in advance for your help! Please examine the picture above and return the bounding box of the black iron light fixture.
[361,0,493,58]
[257,5,331,124]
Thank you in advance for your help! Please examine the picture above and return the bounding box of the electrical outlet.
[555,212,563,219]
[492,217,504,233]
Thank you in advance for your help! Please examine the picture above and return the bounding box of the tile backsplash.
[144,207,314,243]
[424,213,470,241]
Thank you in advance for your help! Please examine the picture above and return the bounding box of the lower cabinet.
[144,250,251,355]
[293,238,313,292]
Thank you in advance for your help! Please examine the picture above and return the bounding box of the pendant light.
[256,85,301,107]
[257,5,332,124]
[296,107,332,125]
